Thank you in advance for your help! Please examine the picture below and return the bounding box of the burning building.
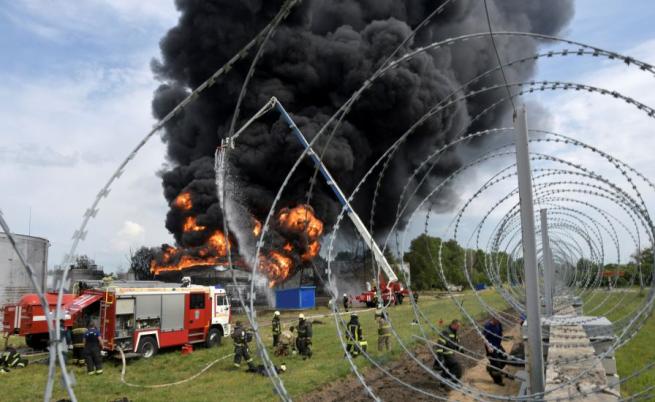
[150,189,324,287]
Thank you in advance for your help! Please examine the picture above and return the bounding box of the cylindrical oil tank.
[0,233,49,322]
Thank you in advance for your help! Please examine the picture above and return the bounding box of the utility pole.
[540,209,554,317]
[514,107,546,396]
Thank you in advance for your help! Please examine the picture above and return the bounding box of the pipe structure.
[541,209,555,317]
[514,107,546,395]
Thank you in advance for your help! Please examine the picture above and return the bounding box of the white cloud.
[0,57,174,272]
[112,220,146,252]
[2,1,177,42]
[119,220,145,238]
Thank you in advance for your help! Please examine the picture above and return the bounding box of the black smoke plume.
[151,0,574,261]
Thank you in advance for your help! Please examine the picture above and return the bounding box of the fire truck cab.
[2,293,76,349]
[84,282,232,358]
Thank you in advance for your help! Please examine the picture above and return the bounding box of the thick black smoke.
[152,0,574,249]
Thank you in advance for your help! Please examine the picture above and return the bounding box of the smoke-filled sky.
[152,0,573,257]
[2,0,655,272]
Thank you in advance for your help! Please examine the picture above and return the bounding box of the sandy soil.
[300,319,522,402]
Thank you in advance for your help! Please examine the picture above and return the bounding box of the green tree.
[404,234,443,290]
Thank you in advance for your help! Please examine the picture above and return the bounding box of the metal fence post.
[514,107,546,395]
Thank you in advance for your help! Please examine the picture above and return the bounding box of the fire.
[152,203,324,288]
[183,216,206,232]
[278,205,324,240]
[252,219,262,237]
[208,230,230,255]
[259,251,294,288]
[174,192,192,211]
[301,240,320,261]
[150,229,231,274]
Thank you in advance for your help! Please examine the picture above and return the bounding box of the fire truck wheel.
[205,327,222,348]
[137,337,158,359]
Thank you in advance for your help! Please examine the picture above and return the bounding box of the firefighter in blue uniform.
[434,319,463,383]
[483,316,506,386]
[84,321,103,375]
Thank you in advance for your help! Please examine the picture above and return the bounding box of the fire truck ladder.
[100,287,113,341]
[221,97,398,284]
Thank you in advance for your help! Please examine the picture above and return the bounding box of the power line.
[483,0,517,115]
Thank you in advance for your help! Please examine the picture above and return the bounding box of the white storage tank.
[0,233,49,322]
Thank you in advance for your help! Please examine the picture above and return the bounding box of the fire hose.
[117,347,233,389]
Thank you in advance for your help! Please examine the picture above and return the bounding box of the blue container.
[475,283,487,290]
[275,287,316,310]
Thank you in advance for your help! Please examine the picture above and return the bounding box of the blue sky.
[1,0,655,273]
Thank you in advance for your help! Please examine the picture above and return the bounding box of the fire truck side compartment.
[161,294,184,331]
[135,295,161,329]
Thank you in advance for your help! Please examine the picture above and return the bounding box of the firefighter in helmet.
[296,314,313,360]
[272,311,281,348]
[345,312,364,357]
[84,321,104,375]
[434,319,463,384]
[232,321,255,370]
[342,293,350,312]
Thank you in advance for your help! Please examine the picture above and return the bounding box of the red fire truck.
[2,281,232,357]
[355,278,409,307]
[2,293,76,349]
[82,281,232,358]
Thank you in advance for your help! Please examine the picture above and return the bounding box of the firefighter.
[71,320,87,366]
[272,311,281,348]
[296,314,313,360]
[483,316,506,386]
[434,319,463,383]
[275,326,295,357]
[232,321,255,370]
[342,293,350,312]
[84,322,103,375]
[376,311,391,352]
[0,347,28,373]
[246,363,287,376]
[345,312,364,357]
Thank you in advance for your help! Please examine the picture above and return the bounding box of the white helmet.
[274,311,280,316]
[299,313,305,320]
[343,293,347,297]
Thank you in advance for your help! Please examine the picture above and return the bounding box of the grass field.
[3,290,508,402]
[582,289,655,399]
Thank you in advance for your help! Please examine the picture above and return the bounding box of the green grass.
[2,290,508,402]
[582,290,655,398]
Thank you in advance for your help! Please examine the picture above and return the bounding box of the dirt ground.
[300,319,521,402]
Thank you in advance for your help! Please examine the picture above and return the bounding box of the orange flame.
[278,205,324,240]
[260,251,294,288]
[150,229,231,274]
[283,242,294,253]
[183,216,206,232]
[301,240,321,261]
[252,219,262,237]
[208,230,230,255]
[174,192,192,211]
